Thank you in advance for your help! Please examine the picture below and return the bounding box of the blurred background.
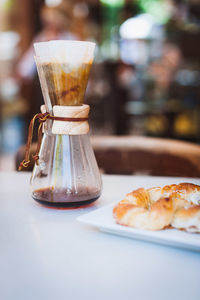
[0,0,200,170]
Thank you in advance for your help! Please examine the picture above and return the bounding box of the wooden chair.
[15,136,200,177]
[92,136,200,177]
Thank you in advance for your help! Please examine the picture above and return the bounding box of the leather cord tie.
[18,112,89,171]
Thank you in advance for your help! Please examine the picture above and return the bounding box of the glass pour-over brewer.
[19,40,102,207]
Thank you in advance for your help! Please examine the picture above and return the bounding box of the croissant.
[113,183,200,232]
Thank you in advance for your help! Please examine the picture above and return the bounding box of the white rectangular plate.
[77,203,200,251]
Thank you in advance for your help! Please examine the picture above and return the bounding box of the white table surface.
[0,171,200,300]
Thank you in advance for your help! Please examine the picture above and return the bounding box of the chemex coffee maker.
[19,40,102,207]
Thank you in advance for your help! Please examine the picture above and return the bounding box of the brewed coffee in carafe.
[29,40,102,207]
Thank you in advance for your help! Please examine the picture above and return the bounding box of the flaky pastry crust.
[113,183,200,232]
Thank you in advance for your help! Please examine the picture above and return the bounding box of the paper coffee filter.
[34,56,53,111]
[34,40,96,66]
[34,40,95,106]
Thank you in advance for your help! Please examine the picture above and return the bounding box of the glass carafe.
[29,40,102,207]
[31,132,102,207]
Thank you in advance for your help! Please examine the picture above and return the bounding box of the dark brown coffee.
[32,186,101,207]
